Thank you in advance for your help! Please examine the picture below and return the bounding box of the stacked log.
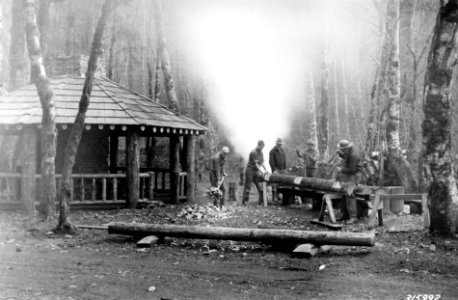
[262,173,379,195]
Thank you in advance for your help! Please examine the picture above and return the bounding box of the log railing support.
[20,127,37,213]
[148,172,154,201]
[184,135,195,202]
[126,130,140,208]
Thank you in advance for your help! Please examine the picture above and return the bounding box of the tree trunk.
[340,61,351,140]
[154,55,161,102]
[319,51,330,159]
[106,20,116,81]
[37,0,50,68]
[0,0,4,85]
[20,127,37,214]
[306,66,318,147]
[384,0,418,193]
[57,0,122,233]
[108,223,375,247]
[9,0,27,91]
[421,3,458,235]
[153,0,179,112]
[332,63,340,143]
[365,68,380,153]
[23,0,57,219]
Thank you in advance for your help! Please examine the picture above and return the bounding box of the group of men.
[209,138,362,223]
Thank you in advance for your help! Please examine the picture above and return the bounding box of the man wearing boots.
[209,146,230,204]
[269,138,286,201]
[242,140,267,205]
[335,139,362,224]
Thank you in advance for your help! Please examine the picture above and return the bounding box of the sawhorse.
[318,193,384,226]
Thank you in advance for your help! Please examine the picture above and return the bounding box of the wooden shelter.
[0,75,206,210]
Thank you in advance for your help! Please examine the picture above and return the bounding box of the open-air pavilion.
[0,74,207,210]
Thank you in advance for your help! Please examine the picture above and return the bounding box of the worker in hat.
[297,139,319,178]
[242,140,268,205]
[269,138,287,201]
[209,146,230,204]
[335,139,362,224]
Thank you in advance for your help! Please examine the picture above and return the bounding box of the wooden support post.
[169,136,180,204]
[422,193,430,229]
[126,130,140,208]
[262,182,268,207]
[20,127,37,214]
[91,178,96,201]
[148,172,154,201]
[184,135,195,202]
[102,178,106,201]
[229,182,238,202]
[110,135,118,173]
[113,178,117,201]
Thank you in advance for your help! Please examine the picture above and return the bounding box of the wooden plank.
[318,196,327,222]
[324,194,337,223]
[137,235,159,248]
[292,243,319,257]
[379,194,425,201]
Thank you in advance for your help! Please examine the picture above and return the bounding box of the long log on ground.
[108,223,375,246]
[262,173,379,195]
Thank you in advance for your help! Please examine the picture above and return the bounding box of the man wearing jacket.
[209,146,230,203]
[242,140,267,205]
[335,139,362,224]
[269,138,286,201]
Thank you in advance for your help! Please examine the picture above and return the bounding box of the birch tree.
[319,49,330,159]
[23,0,57,219]
[384,0,418,192]
[153,0,179,112]
[421,0,458,235]
[306,65,318,148]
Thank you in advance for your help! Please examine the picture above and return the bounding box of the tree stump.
[229,182,237,202]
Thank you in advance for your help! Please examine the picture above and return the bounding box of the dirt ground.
[1,183,458,300]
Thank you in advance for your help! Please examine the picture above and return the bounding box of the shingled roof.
[0,75,207,133]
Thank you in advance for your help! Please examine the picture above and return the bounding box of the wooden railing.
[0,170,188,209]
[0,173,21,205]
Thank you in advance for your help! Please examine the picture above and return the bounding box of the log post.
[20,127,37,214]
[110,134,118,173]
[126,130,140,208]
[169,135,180,204]
[184,135,195,202]
[148,171,154,201]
